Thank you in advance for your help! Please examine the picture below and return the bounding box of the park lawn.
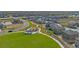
[0,32,61,48]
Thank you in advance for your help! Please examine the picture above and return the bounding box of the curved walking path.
[33,22,64,48]
[38,28,64,48]
[0,20,64,48]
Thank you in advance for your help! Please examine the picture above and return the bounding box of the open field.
[0,32,61,48]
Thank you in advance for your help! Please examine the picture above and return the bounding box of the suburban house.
[12,19,23,24]
[68,21,79,29]
[62,30,79,44]
[75,37,79,48]
[1,21,12,26]
[0,29,2,32]
[47,22,65,35]
[25,28,39,34]
[0,23,4,29]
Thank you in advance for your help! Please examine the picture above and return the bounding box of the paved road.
[0,19,29,35]
[14,19,29,31]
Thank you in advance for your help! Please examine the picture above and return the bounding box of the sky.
[0,0,79,11]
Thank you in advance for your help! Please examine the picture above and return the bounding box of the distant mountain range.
[0,11,79,17]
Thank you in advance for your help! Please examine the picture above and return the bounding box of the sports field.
[0,32,61,48]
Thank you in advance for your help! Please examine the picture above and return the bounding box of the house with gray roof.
[47,22,65,35]
[25,28,39,34]
[0,23,4,29]
[68,21,79,29]
[62,30,79,44]
[75,37,79,48]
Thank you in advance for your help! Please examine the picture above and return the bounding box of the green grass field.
[0,32,61,48]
